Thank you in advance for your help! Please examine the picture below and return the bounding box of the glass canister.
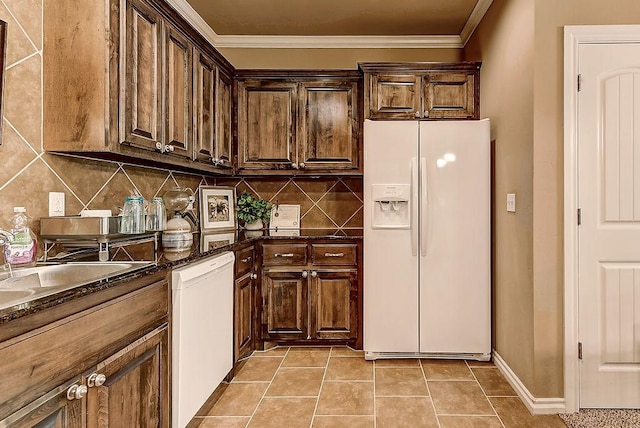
[119,196,145,234]
[146,197,166,232]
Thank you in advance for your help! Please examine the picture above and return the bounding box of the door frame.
[563,24,640,413]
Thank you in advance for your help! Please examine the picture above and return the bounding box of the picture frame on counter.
[201,231,236,251]
[199,186,236,231]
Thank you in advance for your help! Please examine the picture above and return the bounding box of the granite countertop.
[0,229,362,324]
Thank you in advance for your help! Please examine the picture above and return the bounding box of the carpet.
[560,409,640,427]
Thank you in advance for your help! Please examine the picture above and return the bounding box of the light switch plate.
[49,192,65,217]
[506,193,516,213]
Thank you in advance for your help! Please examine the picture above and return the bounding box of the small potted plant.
[236,192,272,230]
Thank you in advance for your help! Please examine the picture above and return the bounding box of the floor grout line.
[420,359,442,428]
[309,347,331,427]
[467,360,506,428]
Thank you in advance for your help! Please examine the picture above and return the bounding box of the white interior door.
[578,42,640,408]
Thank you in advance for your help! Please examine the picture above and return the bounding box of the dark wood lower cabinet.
[262,270,309,341]
[86,325,169,427]
[234,273,254,360]
[310,270,358,341]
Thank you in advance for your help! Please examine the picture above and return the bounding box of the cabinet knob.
[250,273,258,280]
[415,111,420,118]
[301,270,308,278]
[299,162,305,169]
[291,163,299,169]
[311,270,317,278]
[88,373,107,387]
[164,145,175,153]
[241,256,252,263]
[155,142,163,151]
[66,384,88,400]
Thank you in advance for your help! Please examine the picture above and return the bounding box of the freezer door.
[418,120,491,354]
[364,120,420,353]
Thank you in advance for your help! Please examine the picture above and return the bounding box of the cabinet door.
[193,49,216,164]
[298,81,359,170]
[235,274,254,361]
[261,270,308,340]
[1,378,83,428]
[310,270,358,340]
[368,73,421,119]
[122,0,163,152]
[86,325,169,428]
[237,81,296,170]
[422,72,477,119]
[164,24,193,158]
[215,70,233,168]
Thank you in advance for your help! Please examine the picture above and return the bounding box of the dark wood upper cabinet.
[236,71,362,175]
[216,70,233,168]
[43,0,234,174]
[360,62,480,120]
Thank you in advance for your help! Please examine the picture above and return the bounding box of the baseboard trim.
[493,351,566,415]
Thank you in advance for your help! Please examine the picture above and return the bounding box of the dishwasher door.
[171,251,235,428]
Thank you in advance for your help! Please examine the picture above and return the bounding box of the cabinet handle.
[415,111,420,118]
[241,256,252,263]
[87,373,107,388]
[66,384,88,400]
[324,252,344,257]
[250,273,258,280]
[299,162,305,169]
[155,142,163,151]
[301,270,308,278]
[311,270,317,278]
[291,163,299,169]
[164,145,175,153]
[275,253,294,258]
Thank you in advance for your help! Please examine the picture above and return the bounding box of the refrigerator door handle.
[411,157,418,256]
[420,157,428,257]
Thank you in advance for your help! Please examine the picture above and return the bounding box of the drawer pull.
[324,252,344,257]
[275,253,294,258]
[241,256,252,263]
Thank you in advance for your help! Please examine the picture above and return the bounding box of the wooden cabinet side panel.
[87,325,168,428]
[234,274,254,361]
[299,82,359,170]
[193,50,216,162]
[423,72,477,119]
[164,25,193,158]
[237,82,296,169]
[43,0,110,151]
[0,281,168,419]
[122,0,163,151]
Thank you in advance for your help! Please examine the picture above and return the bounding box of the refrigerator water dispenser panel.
[371,184,410,229]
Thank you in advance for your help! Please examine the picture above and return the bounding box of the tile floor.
[192,347,567,428]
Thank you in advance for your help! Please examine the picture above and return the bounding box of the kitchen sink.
[0,262,153,310]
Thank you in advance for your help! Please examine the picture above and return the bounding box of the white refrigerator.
[363,119,491,361]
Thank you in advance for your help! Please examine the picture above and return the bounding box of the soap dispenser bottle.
[4,206,37,267]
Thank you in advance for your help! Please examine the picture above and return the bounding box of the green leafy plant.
[236,192,272,224]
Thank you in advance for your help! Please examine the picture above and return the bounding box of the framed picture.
[201,231,236,251]
[199,186,236,231]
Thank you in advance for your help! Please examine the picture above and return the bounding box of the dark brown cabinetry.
[43,0,234,174]
[260,240,361,347]
[0,273,170,427]
[236,71,362,174]
[234,244,258,362]
[360,62,480,120]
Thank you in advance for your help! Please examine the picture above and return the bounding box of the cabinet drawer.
[312,244,357,266]
[262,244,308,266]
[235,246,255,277]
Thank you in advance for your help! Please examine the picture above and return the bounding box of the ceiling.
[168,0,493,48]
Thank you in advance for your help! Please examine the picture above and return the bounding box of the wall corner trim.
[493,351,566,415]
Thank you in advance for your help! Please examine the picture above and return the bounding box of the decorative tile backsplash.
[0,0,362,250]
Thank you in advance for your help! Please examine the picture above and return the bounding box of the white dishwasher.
[171,251,235,428]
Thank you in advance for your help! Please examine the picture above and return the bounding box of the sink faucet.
[0,229,14,278]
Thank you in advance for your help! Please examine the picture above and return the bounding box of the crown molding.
[213,35,464,49]
[165,0,490,49]
[460,0,494,45]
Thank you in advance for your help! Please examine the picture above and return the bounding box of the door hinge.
[578,342,583,360]
[577,74,582,92]
[577,208,582,225]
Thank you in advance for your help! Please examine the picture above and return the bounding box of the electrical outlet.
[506,193,516,213]
[49,192,65,217]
